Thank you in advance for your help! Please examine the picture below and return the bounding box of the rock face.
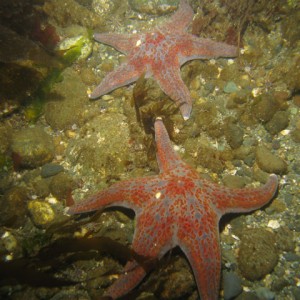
[11,127,55,168]
[238,228,279,281]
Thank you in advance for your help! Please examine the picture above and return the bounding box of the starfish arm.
[179,35,238,65]
[208,174,278,215]
[154,119,189,173]
[154,65,192,120]
[67,176,161,215]
[178,215,221,300]
[89,62,141,99]
[105,199,174,299]
[161,0,194,33]
[94,33,142,55]
[105,260,146,299]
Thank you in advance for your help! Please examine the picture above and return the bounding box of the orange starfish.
[68,118,278,299]
[90,0,237,120]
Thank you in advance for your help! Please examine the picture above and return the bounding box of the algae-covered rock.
[265,111,289,135]
[27,200,55,228]
[224,118,244,149]
[256,145,287,175]
[238,228,278,281]
[250,95,279,123]
[11,127,55,168]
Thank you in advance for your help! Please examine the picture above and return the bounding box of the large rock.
[11,127,55,168]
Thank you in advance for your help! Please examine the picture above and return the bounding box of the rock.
[265,111,289,135]
[223,271,243,300]
[251,95,279,123]
[49,172,77,201]
[238,228,278,281]
[0,186,28,228]
[41,163,64,178]
[27,200,55,228]
[255,144,287,174]
[11,127,55,169]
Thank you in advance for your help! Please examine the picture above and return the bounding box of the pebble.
[11,127,54,168]
[267,219,280,229]
[256,144,287,174]
[255,287,275,300]
[224,81,239,93]
[41,163,64,178]
[223,271,243,300]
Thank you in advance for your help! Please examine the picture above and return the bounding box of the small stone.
[41,163,64,178]
[11,127,54,168]
[223,81,239,93]
[27,200,55,227]
[256,145,287,174]
[223,271,243,300]
[255,287,275,300]
[267,220,280,229]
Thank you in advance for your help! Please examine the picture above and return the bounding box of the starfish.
[68,118,278,300]
[89,0,237,120]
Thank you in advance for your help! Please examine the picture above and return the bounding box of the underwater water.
[0,0,299,299]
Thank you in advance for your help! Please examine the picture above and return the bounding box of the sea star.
[68,118,278,300]
[89,0,237,120]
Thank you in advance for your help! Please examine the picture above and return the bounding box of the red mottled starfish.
[90,0,237,120]
[68,118,278,300]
